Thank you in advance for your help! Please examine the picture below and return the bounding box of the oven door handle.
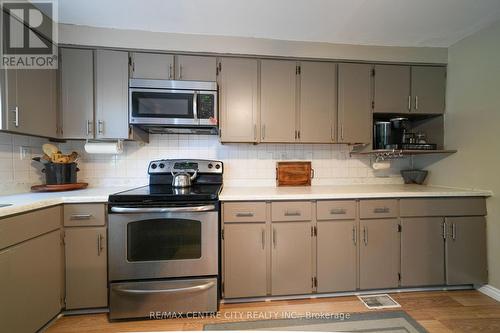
[110,205,216,213]
[113,281,216,295]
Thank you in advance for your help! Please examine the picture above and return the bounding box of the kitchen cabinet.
[337,63,372,144]
[0,230,62,333]
[359,218,400,290]
[298,61,337,143]
[400,217,445,287]
[65,227,108,309]
[60,48,94,139]
[95,49,129,139]
[271,221,312,295]
[175,55,217,81]
[445,217,487,285]
[130,52,174,80]
[373,65,411,113]
[218,57,259,143]
[260,59,297,142]
[317,220,357,292]
[411,66,446,114]
[223,223,267,298]
[4,67,57,138]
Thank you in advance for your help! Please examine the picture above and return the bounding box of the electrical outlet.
[20,146,31,160]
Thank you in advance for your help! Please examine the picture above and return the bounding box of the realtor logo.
[1,0,58,68]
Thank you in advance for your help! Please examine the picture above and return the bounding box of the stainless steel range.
[107,159,223,320]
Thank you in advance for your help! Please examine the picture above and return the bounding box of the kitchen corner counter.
[0,187,131,218]
[219,184,493,201]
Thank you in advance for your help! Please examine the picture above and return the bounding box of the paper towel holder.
[84,139,124,154]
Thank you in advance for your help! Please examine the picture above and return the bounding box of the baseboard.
[478,284,500,302]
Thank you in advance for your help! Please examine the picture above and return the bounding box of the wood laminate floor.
[46,290,500,333]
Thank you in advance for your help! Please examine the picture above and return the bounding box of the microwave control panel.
[197,94,215,119]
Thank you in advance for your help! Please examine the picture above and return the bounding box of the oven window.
[131,91,194,118]
[127,219,201,261]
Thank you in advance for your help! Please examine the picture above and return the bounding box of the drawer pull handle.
[236,212,254,217]
[373,207,390,214]
[70,214,93,220]
[330,208,347,215]
[97,234,105,256]
[284,211,301,217]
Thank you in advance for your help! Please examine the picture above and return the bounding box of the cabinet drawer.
[317,200,357,220]
[64,204,106,227]
[0,206,61,250]
[223,202,266,223]
[271,201,312,222]
[360,199,398,219]
[400,197,486,217]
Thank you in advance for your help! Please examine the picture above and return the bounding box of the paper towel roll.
[372,161,391,170]
[84,140,123,154]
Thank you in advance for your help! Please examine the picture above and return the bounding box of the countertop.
[219,184,492,201]
[0,184,492,218]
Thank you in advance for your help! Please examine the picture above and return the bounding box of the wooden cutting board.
[31,183,88,192]
[276,161,313,186]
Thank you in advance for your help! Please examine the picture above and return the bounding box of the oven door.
[108,204,218,281]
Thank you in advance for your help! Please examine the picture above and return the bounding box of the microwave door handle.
[110,205,215,213]
[193,91,198,121]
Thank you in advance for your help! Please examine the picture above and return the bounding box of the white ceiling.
[58,0,500,47]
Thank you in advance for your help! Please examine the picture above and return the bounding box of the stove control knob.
[215,164,221,170]
[208,163,213,169]
[151,163,157,170]
[159,163,165,169]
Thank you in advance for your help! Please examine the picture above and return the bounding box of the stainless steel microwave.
[129,79,218,133]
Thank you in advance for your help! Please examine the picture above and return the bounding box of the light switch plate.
[20,146,31,160]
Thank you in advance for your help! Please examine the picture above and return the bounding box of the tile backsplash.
[0,133,406,194]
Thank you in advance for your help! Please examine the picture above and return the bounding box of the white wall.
[425,20,500,289]
[59,24,448,64]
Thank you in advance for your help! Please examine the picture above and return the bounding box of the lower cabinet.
[0,230,62,333]
[359,219,400,290]
[446,217,487,285]
[271,221,312,295]
[223,223,267,298]
[316,220,357,292]
[65,227,108,309]
[401,218,445,287]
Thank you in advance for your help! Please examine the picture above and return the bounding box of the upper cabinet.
[337,63,372,144]
[130,52,216,81]
[60,48,94,139]
[95,50,130,139]
[4,68,57,138]
[130,52,174,80]
[260,59,297,143]
[218,57,259,143]
[298,61,337,143]
[373,65,446,114]
[411,66,446,114]
[373,65,411,114]
[175,55,217,81]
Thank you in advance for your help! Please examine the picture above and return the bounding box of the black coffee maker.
[390,117,410,148]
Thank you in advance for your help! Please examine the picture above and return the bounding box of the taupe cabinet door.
[218,58,259,142]
[271,222,312,295]
[223,223,267,298]
[65,227,107,309]
[298,62,337,143]
[446,217,487,285]
[401,218,445,287]
[337,63,372,144]
[130,52,174,79]
[95,50,129,139]
[317,220,357,292]
[373,65,411,113]
[260,60,297,142]
[0,230,62,333]
[359,219,400,289]
[6,68,57,138]
[411,66,446,114]
[175,55,217,81]
[60,48,94,139]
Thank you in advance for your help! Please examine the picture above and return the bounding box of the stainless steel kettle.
[171,168,198,188]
